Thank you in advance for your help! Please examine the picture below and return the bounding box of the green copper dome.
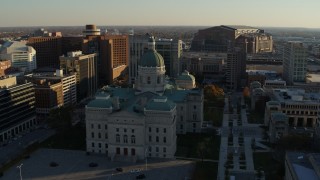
[139,49,165,67]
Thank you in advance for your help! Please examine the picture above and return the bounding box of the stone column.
[303,118,307,127]
[294,117,298,127]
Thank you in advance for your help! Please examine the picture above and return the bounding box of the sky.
[0,0,319,28]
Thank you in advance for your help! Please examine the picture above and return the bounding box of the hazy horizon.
[1,0,319,28]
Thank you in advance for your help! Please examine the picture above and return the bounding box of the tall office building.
[28,37,62,68]
[283,42,307,85]
[60,51,98,102]
[0,76,37,144]
[82,25,129,85]
[226,48,247,91]
[61,36,83,56]
[0,41,37,72]
[128,34,151,84]
[155,38,183,77]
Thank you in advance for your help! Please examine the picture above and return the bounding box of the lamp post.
[17,163,23,180]
[145,148,148,171]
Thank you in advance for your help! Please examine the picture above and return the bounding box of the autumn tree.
[204,84,225,100]
[243,86,250,97]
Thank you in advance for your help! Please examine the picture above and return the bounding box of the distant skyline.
[1,0,320,28]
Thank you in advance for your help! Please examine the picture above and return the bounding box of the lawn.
[41,124,86,150]
[175,132,220,160]
[192,161,218,180]
[253,152,284,180]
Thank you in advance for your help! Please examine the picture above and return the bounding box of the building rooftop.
[145,96,175,111]
[307,73,320,83]
[272,88,320,104]
[271,112,288,121]
[86,86,202,115]
[221,25,259,30]
[286,152,320,180]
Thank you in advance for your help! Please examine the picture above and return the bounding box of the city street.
[2,148,194,180]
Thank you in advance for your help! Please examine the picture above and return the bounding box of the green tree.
[47,105,73,130]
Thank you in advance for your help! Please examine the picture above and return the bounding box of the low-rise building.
[265,89,319,129]
[285,152,320,180]
[34,79,63,117]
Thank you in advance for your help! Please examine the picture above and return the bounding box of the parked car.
[116,167,123,172]
[88,162,98,167]
[49,162,58,167]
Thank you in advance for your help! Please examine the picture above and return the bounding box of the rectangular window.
[156,147,159,152]
[149,136,152,142]
[156,128,159,133]
[98,124,101,129]
[132,129,134,133]
[98,143,101,148]
[149,127,151,132]
[98,133,101,138]
[193,113,197,121]
[105,144,108,148]
[163,128,166,133]
[116,128,119,132]
[116,135,120,143]
[105,124,108,129]
[163,147,166,153]
[91,142,95,147]
[91,132,94,138]
[163,137,166,143]
[156,136,159,142]
[105,133,108,139]
[91,124,94,128]
[124,128,127,133]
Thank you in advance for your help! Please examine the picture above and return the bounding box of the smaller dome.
[139,49,165,67]
[177,70,195,81]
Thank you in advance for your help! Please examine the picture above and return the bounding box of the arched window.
[131,135,136,144]
[123,135,128,143]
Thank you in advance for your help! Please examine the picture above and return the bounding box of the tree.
[204,84,225,99]
[197,141,206,162]
[243,86,250,97]
[47,105,73,130]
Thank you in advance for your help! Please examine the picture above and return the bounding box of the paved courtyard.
[2,148,194,180]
